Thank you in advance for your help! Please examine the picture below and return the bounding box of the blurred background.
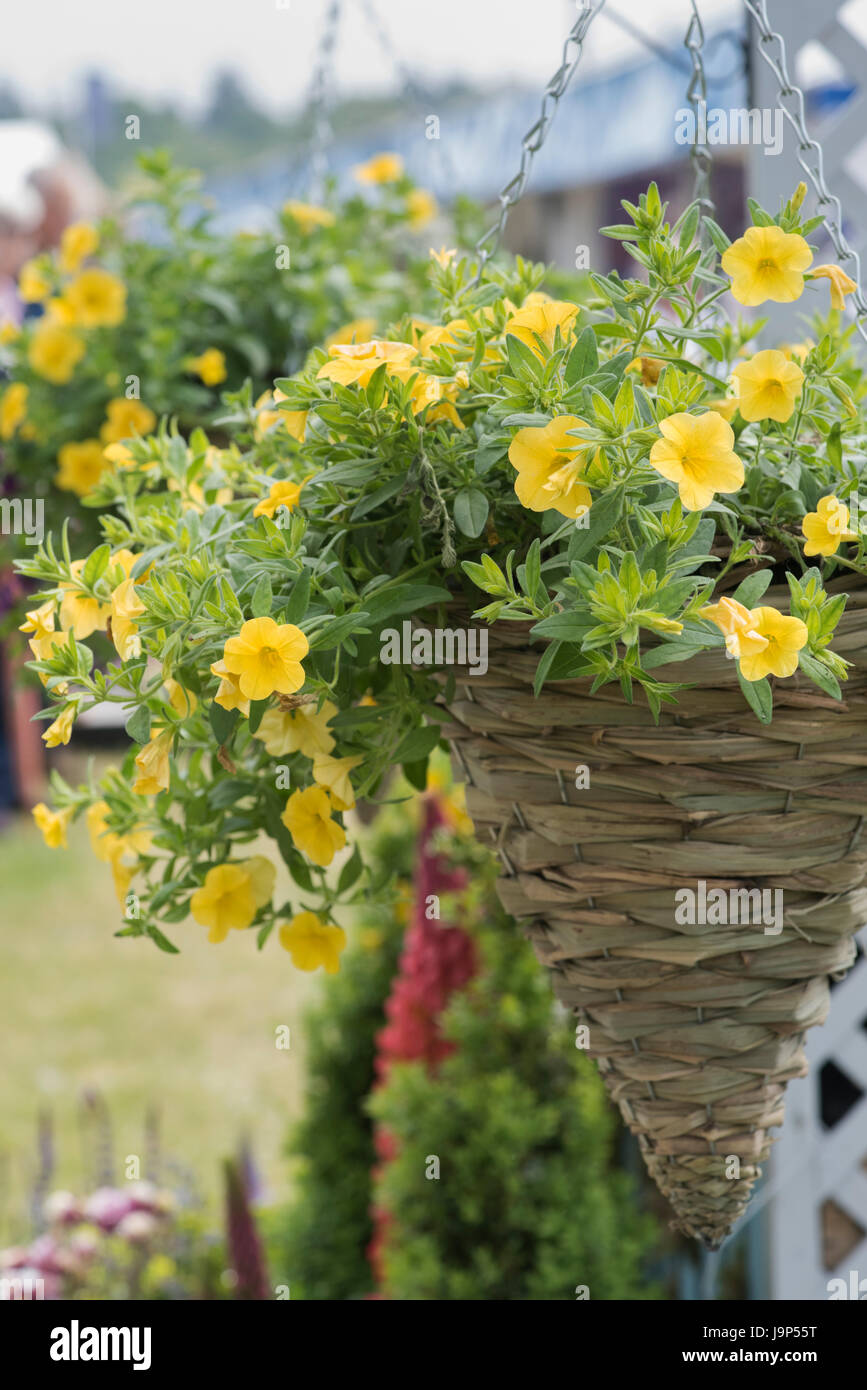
[1,0,867,1301]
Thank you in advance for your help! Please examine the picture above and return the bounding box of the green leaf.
[248,699,269,735]
[453,488,489,538]
[283,569,311,625]
[533,639,562,696]
[394,723,442,764]
[703,217,731,253]
[208,701,238,745]
[505,332,544,382]
[529,611,593,642]
[337,845,363,894]
[146,924,180,954]
[125,705,151,745]
[731,569,773,608]
[641,642,706,670]
[737,670,773,724]
[564,326,598,385]
[402,756,430,791]
[82,544,111,589]
[351,474,408,519]
[474,434,509,477]
[251,573,273,618]
[307,611,372,650]
[567,488,623,561]
[798,651,842,700]
[362,585,451,623]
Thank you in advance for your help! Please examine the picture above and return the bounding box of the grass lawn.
[0,803,322,1243]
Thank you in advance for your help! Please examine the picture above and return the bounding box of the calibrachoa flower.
[100,397,156,444]
[0,382,28,440]
[253,478,308,520]
[58,222,99,273]
[312,753,362,811]
[190,863,257,942]
[281,786,346,867]
[110,576,146,660]
[406,189,437,229]
[736,607,808,681]
[64,268,127,327]
[210,659,250,715]
[32,803,74,849]
[27,323,85,384]
[133,729,173,796]
[721,225,813,305]
[222,617,309,701]
[801,495,859,557]
[55,439,109,496]
[649,411,744,511]
[325,317,377,347]
[700,597,770,663]
[504,299,579,357]
[508,415,593,519]
[188,347,227,386]
[252,701,336,757]
[809,264,857,311]
[353,151,404,184]
[59,561,111,639]
[732,349,804,423]
[283,201,336,234]
[18,260,50,302]
[278,912,346,973]
[316,339,417,388]
[42,704,76,748]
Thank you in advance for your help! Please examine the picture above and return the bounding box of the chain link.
[743,0,867,344]
[307,0,343,198]
[472,0,608,282]
[684,1,715,226]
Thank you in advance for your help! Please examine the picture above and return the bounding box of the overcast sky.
[3,0,865,117]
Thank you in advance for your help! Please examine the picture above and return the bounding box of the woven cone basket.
[439,580,867,1249]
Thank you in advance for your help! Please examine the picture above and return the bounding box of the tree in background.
[369,829,661,1301]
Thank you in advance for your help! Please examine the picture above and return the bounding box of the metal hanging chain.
[472,0,609,282]
[684,0,716,227]
[307,0,343,197]
[743,0,867,346]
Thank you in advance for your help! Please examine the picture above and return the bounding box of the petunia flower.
[279,912,346,973]
[732,349,804,423]
[222,617,309,701]
[281,786,346,867]
[649,411,744,511]
[721,225,813,306]
[801,495,859,557]
[508,415,593,519]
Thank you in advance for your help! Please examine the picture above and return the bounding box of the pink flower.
[83,1186,134,1231]
[116,1211,159,1243]
[43,1190,82,1226]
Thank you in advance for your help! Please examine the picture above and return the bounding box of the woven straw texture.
[440,581,867,1248]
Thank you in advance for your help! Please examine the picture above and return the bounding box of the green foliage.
[370,852,660,1301]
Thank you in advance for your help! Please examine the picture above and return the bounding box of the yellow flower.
[281,786,346,866]
[721,225,812,306]
[190,863,256,943]
[253,478,308,519]
[133,729,173,796]
[42,704,76,747]
[60,561,111,639]
[700,596,770,662]
[32,802,74,849]
[109,576,146,660]
[240,855,276,909]
[55,439,109,496]
[210,659,251,715]
[100,398,156,444]
[18,260,50,301]
[188,348,227,386]
[254,388,307,441]
[164,678,198,718]
[429,246,457,267]
[312,753,362,811]
[0,382,28,440]
[703,395,739,422]
[427,400,465,430]
[508,415,593,519]
[326,318,377,347]
[279,912,346,973]
[801,495,858,557]
[353,151,404,184]
[649,411,744,511]
[809,264,857,311]
[64,268,126,327]
[283,201,336,234]
[59,221,99,272]
[737,606,808,682]
[28,629,70,693]
[504,300,579,358]
[19,599,56,643]
[0,319,20,343]
[626,356,663,387]
[86,800,119,863]
[732,349,804,423]
[102,442,135,469]
[406,189,437,228]
[222,617,309,701]
[316,339,417,388]
[28,323,85,384]
[45,295,76,325]
[253,700,337,758]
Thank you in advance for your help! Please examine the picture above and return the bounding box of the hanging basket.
[440,582,867,1249]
